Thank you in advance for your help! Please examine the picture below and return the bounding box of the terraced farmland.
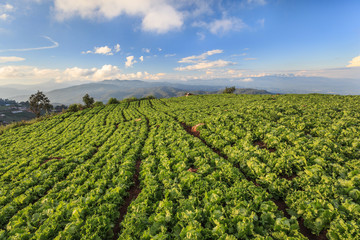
[1,94,359,239]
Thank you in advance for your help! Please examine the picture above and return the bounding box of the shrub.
[67,104,79,112]
[107,98,119,104]
[223,86,236,94]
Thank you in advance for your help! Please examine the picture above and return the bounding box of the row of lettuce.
[117,106,307,239]
[0,103,149,239]
[155,94,360,238]
[1,94,359,239]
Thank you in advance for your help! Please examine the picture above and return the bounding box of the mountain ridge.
[7,79,271,105]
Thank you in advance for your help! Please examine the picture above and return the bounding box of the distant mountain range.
[3,75,359,105]
[6,80,271,105]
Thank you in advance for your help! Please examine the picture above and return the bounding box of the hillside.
[1,94,359,239]
[9,80,271,105]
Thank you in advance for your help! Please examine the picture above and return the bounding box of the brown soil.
[187,168,198,173]
[180,121,327,240]
[135,118,142,122]
[273,198,291,218]
[112,159,142,239]
[298,218,328,240]
[280,174,298,180]
[253,140,276,153]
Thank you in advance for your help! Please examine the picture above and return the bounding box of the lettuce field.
[1,94,360,240]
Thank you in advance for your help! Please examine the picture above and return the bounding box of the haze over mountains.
[1,75,359,105]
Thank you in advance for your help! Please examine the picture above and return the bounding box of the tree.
[107,98,119,104]
[67,104,79,112]
[29,91,53,118]
[93,101,104,107]
[223,86,236,94]
[83,93,94,108]
[123,97,138,103]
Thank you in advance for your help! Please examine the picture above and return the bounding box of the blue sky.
[0,0,359,86]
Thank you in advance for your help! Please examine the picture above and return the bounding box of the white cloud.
[176,49,233,71]
[175,59,234,71]
[158,48,162,51]
[0,13,9,20]
[193,16,246,35]
[125,56,137,67]
[0,56,25,63]
[0,36,59,52]
[142,48,150,53]
[54,0,183,34]
[179,49,223,63]
[0,4,13,21]
[0,64,167,84]
[1,4,14,11]
[244,58,256,60]
[139,56,144,62]
[83,44,121,55]
[94,46,113,55]
[114,44,121,53]
[347,55,360,67]
[243,77,253,82]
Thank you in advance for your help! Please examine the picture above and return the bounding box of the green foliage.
[107,97,119,104]
[2,94,360,239]
[67,103,79,112]
[28,90,53,117]
[122,97,138,102]
[82,93,95,108]
[223,86,236,94]
[93,101,104,107]
[143,95,156,100]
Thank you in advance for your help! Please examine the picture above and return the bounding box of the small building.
[185,92,194,97]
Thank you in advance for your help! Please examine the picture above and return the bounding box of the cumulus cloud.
[347,55,360,67]
[0,64,167,83]
[142,48,150,53]
[179,49,223,63]
[54,0,183,34]
[193,16,246,35]
[175,60,234,71]
[0,56,25,63]
[125,56,137,67]
[94,46,113,55]
[0,36,59,52]
[139,56,144,62]
[82,44,121,55]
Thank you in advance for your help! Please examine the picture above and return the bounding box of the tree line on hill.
[27,86,238,117]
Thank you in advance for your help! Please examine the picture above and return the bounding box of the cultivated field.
[1,94,359,239]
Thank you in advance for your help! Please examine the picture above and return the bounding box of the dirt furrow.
[179,121,325,240]
[112,113,150,239]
